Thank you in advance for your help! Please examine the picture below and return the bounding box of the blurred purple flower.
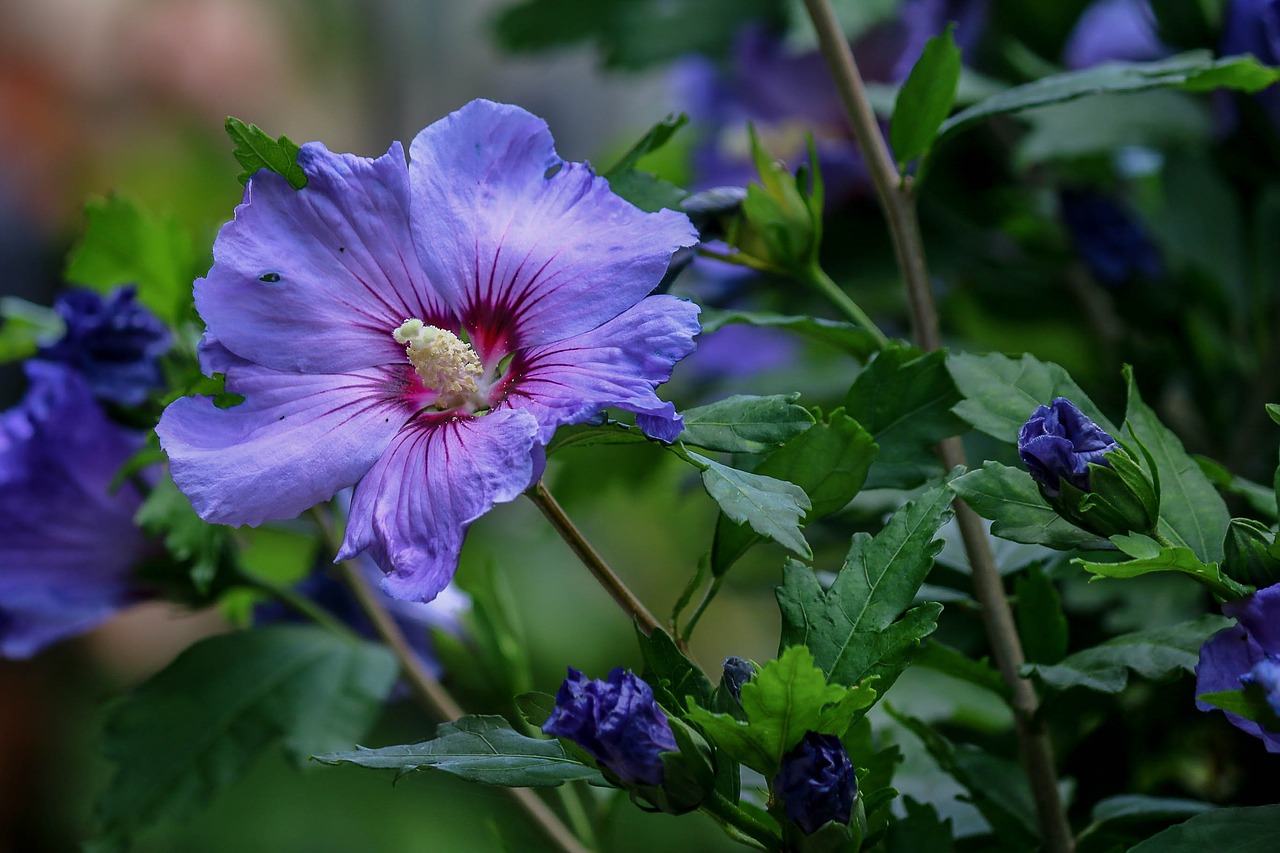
[682,324,799,383]
[36,286,171,406]
[543,667,678,786]
[1222,0,1280,126]
[0,361,151,658]
[774,731,857,835]
[1059,189,1163,287]
[157,99,699,604]
[1063,0,1168,70]
[1196,583,1280,751]
[1017,397,1118,498]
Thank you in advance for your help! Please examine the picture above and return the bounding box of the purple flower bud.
[774,732,857,835]
[1017,398,1118,497]
[1197,583,1280,750]
[721,656,756,702]
[36,286,171,406]
[543,667,677,786]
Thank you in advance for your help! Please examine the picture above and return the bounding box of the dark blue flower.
[1059,190,1163,287]
[36,286,170,406]
[543,667,678,786]
[774,731,857,835]
[1196,583,1280,751]
[0,361,152,658]
[1017,398,1118,497]
[1221,0,1280,127]
[1063,0,1168,70]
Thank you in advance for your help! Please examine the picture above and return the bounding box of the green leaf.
[0,297,64,364]
[679,393,815,454]
[845,345,967,489]
[606,113,688,176]
[711,410,878,574]
[92,626,397,850]
[937,51,1280,144]
[691,451,812,559]
[885,796,955,853]
[546,419,649,454]
[947,351,1113,443]
[315,715,603,787]
[1197,683,1280,732]
[950,461,1113,551]
[605,169,688,213]
[224,117,307,189]
[134,471,234,595]
[685,646,875,776]
[1015,565,1068,665]
[1194,455,1276,521]
[637,626,715,715]
[698,308,880,361]
[1088,794,1215,828]
[889,25,962,170]
[514,692,557,730]
[1122,367,1230,563]
[913,640,1010,699]
[1129,805,1280,852]
[777,481,955,690]
[64,194,203,325]
[1022,614,1231,693]
[1075,536,1248,600]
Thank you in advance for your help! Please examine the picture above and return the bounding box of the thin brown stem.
[529,481,662,637]
[800,2,1074,850]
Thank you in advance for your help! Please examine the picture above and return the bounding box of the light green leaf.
[315,715,603,787]
[950,461,1113,551]
[889,25,962,169]
[1129,805,1280,852]
[1074,538,1248,600]
[606,113,688,176]
[225,117,307,189]
[691,451,812,559]
[0,297,64,364]
[679,394,815,454]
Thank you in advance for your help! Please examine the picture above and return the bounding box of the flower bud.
[1224,518,1280,589]
[730,129,823,272]
[774,732,858,839]
[721,656,757,703]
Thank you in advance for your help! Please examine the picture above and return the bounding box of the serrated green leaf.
[224,117,307,189]
[685,646,875,775]
[1075,539,1247,600]
[937,51,1280,144]
[1122,367,1230,563]
[134,470,234,595]
[890,25,962,170]
[679,393,815,454]
[1023,614,1231,693]
[1129,805,1280,852]
[947,351,1113,443]
[637,626,715,714]
[950,461,1113,551]
[845,344,967,489]
[92,626,397,850]
[1015,565,1068,665]
[315,715,603,787]
[698,308,880,360]
[691,451,811,559]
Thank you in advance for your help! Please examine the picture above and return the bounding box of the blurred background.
[4,0,1280,850]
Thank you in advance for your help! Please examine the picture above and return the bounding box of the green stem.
[802,264,891,349]
[696,247,789,276]
[528,481,663,637]
[680,575,724,645]
[1151,529,1178,549]
[703,792,784,852]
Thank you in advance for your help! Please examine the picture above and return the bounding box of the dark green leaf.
[1089,794,1215,828]
[1122,367,1230,562]
[679,394,815,454]
[92,627,397,850]
[546,420,649,454]
[514,692,557,730]
[885,796,955,853]
[950,461,1113,551]
[1015,566,1068,665]
[1015,90,1211,167]
[606,113,688,176]
[134,471,234,595]
[890,25,962,169]
[845,345,967,489]
[913,640,1009,699]
[699,308,880,360]
[947,351,1113,443]
[315,715,603,787]
[605,169,688,213]
[937,52,1280,144]
[1023,614,1231,693]
[691,451,812,559]
[224,117,307,189]
[1129,805,1280,852]
[1195,455,1277,521]
[637,626,715,715]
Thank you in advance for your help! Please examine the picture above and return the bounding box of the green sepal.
[729,127,822,272]
[1223,518,1280,588]
[780,803,864,853]
[1047,442,1160,539]
[629,716,717,815]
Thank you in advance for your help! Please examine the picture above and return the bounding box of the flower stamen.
[394,319,483,410]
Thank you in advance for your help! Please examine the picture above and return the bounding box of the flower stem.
[802,264,891,349]
[529,480,663,637]
[702,792,783,852]
[799,2,1075,851]
[308,509,593,853]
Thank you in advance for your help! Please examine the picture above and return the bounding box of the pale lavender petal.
[197,141,447,374]
[407,100,697,355]
[500,295,700,443]
[338,408,543,602]
[157,361,411,526]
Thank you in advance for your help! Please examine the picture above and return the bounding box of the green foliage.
[776,481,953,691]
[686,646,876,776]
[64,194,204,325]
[607,113,688,175]
[314,715,604,787]
[913,640,1009,699]
[735,130,823,271]
[1074,534,1250,600]
[0,297,63,364]
[1129,805,1280,852]
[604,113,690,212]
[679,393,816,454]
[844,345,967,489]
[884,796,954,853]
[637,626,715,714]
[1198,683,1280,733]
[950,461,1113,551]
[690,450,813,560]
[224,117,307,189]
[92,627,397,851]
[1015,566,1068,665]
[889,25,961,173]
[698,308,882,361]
[134,471,235,595]
[1023,614,1231,693]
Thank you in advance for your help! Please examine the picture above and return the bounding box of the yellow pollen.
[393,319,483,410]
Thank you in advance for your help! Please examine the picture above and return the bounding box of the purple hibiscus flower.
[774,731,857,835]
[36,285,171,406]
[0,361,151,658]
[156,100,699,604]
[1063,0,1168,70]
[1196,583,1280,751]
[1017,397,1118,497]
[543,667,678,786]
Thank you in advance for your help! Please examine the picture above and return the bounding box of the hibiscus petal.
[1195,625,1280,751]
[407,100,698,354]
[157,362,410,526]
[1226,583,1280,652]
[501,295,700,443]
[338,408,542,602]
[197,141,447,374]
